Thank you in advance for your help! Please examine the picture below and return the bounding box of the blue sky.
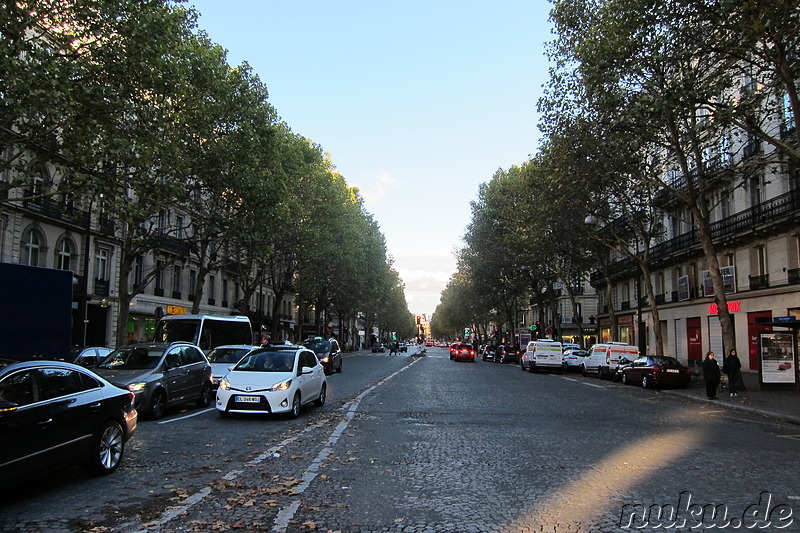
[187,0,554,316]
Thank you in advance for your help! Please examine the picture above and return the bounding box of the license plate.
[235,395,260,403]
[666,369,679,373]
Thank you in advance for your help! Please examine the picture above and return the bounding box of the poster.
[760,332,797,384]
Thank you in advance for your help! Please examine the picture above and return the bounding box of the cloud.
[357,170,400,203]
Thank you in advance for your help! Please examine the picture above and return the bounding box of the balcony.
[749,274,770,291]
[22,190,88,227]
[789,268,800,285]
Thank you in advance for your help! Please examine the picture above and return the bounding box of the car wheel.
[581,364,587,377]
[147,390,167,419]
[314,383,327,407]
[290,392,301,419]
[643,375,652,388]
[196,382,212,408]
[622,372,629,385]
[84,420,125,475]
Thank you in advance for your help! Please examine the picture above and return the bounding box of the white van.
[154,315,253,352]
[521,340,564,372]
[582,342,639,379]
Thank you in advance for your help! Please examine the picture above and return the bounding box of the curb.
[661,389,800,426]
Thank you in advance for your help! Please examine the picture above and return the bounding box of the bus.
[153,315,253,352]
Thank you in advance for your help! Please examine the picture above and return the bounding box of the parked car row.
[477,339,692,389]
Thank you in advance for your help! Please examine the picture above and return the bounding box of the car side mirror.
[0,401,19,414]
[301,366,313,375]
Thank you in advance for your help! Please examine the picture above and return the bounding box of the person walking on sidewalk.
[703,351,721,400]
[723,349,742,397]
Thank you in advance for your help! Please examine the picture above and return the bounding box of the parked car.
[495,344,521,364]
[398,343,407,353]
[372,343,386,353]
[206,344,260,389]
[69,346,114,367]
[481,345,497,361]
[620,356,692,389]
[216,345,326,418]
[611,356,635,382]
[451,343,476,362]
[563,349,588,372]
[94,342,212,420]
[582,342,640,379]
[521,340,564,372]
[0,359,138,488]
[449,342,458,360]
[302,337,342,375]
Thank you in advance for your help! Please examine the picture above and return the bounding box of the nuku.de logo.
[619,491,793,529]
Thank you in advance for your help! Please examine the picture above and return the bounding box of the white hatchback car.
[563,349,588,372]
[216,345,326,418]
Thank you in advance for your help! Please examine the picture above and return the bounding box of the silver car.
[206,345,260,389]
[94,342,212,419]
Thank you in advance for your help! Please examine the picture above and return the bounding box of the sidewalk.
[662,371,800,425]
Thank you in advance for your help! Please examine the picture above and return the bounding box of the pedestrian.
[723,348,742,397]
[389,341,398,356]
[261,334,272,348]
[702,351,721,400]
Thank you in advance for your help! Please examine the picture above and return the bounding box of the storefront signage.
[708,301,741,314]
[702,266,736,297]
[760,332,797,384]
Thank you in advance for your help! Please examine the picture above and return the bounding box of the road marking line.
[156,407,215,424]
[582,382,604,389]
[129,357,420,533]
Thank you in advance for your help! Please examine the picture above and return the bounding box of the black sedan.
[302,337,343,375]
[620,355,692,388]
[0,359,138,489]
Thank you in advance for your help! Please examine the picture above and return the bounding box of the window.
[95,248,108,280]
[155,260,164,291]
[783,92,795,129]
[749,175,763,206]
[40,368,98,400]
[176,215,185,239]
[22,229,41,266]
[29,168,46,196]
[56,238,72,271]
[158,209,167,234]
[133,255,144,286]
[754,245,767,276]
[0,370,38,406]
[172,265,182,293]
[208,275,215,303]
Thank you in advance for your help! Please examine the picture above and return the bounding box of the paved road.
[2,346,799,532]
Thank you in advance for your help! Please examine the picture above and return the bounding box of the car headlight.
[270,379,291,392]
[219,379,231,391]
[320,356,329,363]
[127,382,147,393]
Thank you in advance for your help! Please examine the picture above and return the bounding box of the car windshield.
[570,350,588,357]
[98,347,162,370]
[234,350,295,372]
[303,341,330,355]
[207,347,252,364]
[650,356,680,366]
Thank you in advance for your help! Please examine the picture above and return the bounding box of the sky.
[187,0,554,317]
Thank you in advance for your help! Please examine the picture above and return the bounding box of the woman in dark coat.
[723,349,742,397]
[702,351,720,400]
